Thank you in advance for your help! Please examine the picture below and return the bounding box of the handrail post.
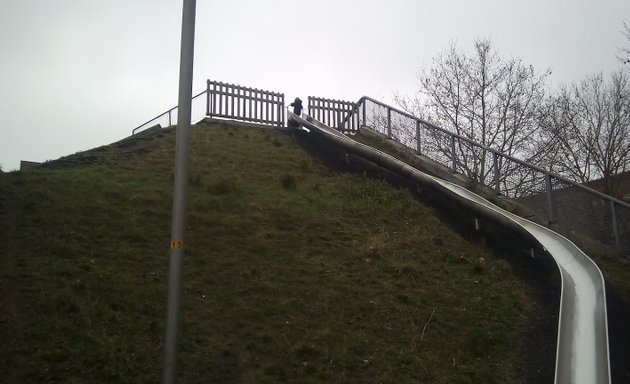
[387,108,392,138]
[168,110,172,126]
[415,120,421,154]
[545,172,556,224]
[450,136,457,171]
[492,151,500,194]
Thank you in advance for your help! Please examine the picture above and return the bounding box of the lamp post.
[162,0,196,383]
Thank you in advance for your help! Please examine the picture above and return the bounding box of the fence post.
[236,84,240,119]
[217,82,223,116]
[387,108,392,138]
[492,151,500,194]
[265,93,270,124]
[247,89,258,121]
[327,100,332,127]
[362,100,366,128]
[168,110,172,126]
[545,172,556,224]
[211,82,216,117]
[307,96,312,118]
[278,93,284,127]
[206,80,211,116]
[415,120,421,154]
[450,136,457,171]
[610,201,622,255]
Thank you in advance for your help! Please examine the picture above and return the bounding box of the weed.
[281,173,297,190]
[472,257,487,274]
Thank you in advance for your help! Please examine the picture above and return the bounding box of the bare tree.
[617,21,630,65]
[397,39,550,192]
[540,70,630,196]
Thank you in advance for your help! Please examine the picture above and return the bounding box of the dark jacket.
[290,99,303,115]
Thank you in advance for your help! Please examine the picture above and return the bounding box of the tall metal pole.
[162,0,196,383]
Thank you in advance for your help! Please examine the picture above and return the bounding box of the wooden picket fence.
[307,96,358,131]
[207,80,285,127]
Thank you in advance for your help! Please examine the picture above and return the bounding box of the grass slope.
[1,121,536,383]
[351,127,630,384]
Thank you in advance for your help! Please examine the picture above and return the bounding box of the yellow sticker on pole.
[170,240,184,249]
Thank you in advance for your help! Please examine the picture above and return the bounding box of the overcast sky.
[1,0,629,171]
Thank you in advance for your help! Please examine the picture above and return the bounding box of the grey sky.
[1,0,629,171]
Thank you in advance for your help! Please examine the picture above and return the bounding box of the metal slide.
[288,111,611,384]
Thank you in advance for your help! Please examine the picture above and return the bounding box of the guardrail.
[349,96,630,256]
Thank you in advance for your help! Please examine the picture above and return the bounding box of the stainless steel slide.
[289,111,611,384]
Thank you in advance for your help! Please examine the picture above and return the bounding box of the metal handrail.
[132,90,208,135]
[357,96,630,210]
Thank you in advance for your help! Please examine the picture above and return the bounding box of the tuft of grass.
[207,177,240,195]
[280,173,297,190]
[0,121,547,383]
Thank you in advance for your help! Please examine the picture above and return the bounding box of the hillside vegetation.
[1,121,545,383]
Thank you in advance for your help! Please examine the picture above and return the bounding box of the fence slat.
[220,84,224,114]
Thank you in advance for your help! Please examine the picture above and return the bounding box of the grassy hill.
[1,121,558,383]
